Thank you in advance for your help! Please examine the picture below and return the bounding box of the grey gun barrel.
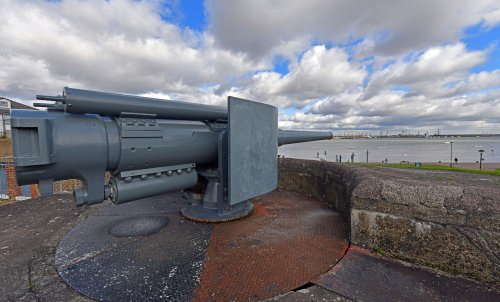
[278,130,332,146]
[37,87,228,121]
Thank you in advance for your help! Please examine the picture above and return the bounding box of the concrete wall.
[278,158,499,284]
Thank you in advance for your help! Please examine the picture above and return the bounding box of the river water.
[278,137,500,163]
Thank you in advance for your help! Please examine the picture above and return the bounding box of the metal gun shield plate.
[181,97,277,222]
[228,97,278,205]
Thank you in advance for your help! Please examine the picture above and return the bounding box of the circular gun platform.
[55,190,349,301]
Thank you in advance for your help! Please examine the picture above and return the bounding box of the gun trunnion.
[11,87,332,222]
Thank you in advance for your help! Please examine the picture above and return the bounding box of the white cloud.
[483,7,500,28]
[309,93,362,116]
[207,0,500,58]
[247,46,366,108]
[0,0,263,100]
[291,88,500,131]
[0,0,499,134]
[365,43,487,98]
[0,54,79,99]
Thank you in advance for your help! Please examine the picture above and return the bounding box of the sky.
[0,0,499,134]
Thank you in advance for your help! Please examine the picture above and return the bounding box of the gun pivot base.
[181,200,253,223]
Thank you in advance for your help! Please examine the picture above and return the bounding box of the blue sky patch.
[463,24,500,72]
[273,56,290,75]
[177,0,206,32]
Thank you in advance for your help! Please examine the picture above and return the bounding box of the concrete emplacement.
[55,189,349,301]
[2,159,498,301]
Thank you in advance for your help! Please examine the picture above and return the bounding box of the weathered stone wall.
[278,158,500,284]
[278,159,358,223]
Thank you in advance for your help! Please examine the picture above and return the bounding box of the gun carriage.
[11,88,332,221]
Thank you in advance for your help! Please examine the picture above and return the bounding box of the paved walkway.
[0,194,98,301]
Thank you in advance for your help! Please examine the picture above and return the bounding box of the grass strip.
[357,162,500,176]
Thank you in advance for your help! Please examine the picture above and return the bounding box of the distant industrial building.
[0,97,36,138]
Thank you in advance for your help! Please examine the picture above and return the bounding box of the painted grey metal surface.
[115,117,218,173]
[228,97,278,205]
[109,164,197,204]
[181,131,254,222]
[10,109,217,205]
[11,87,333,221]
[37,87,228,121]
[12,110,110,203]
[10,117,54,167]
[278,130,333,146]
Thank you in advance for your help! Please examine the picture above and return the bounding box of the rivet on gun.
[177,169,182,174]
[125,176,132,182]
[167,171,173,176]
[140,175,147,180]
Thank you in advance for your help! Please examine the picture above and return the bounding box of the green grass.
[372,247,386,256]
[356,162,500,176]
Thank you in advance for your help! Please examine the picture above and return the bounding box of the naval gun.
[10,87,332,221]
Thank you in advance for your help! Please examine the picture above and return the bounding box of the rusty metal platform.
[313,245,500,302]
[193,190,349,301]
[55,190,349,301]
